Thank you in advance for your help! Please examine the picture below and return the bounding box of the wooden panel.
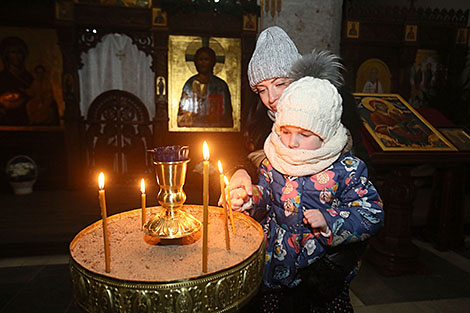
[341,1,469,127]
[74,4,152,29]
[168,12,241,37]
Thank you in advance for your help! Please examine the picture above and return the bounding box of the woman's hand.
[303,209,328,233]
[218,169,253,210]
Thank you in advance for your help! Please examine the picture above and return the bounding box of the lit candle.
[202,141,210,273]
[224,175,236,235]
[98,172,110,273]
[218,161,230,250]
[141,178,146,229]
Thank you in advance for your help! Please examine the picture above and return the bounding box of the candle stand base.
[144,209,202,239]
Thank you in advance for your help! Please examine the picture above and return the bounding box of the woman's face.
[255,77,290,112]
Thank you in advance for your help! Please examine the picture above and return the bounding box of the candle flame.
[203,141,210,161]
[98,172,105,190]
[218,160,223,174]
[140,178,145,194]
[224,175,229,186]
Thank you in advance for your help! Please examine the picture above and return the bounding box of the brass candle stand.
[69,145,266,313]
[144,146,201,239]
[69,207,266,313]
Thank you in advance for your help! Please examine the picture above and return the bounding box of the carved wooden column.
[240,30,257,131]
[399,5,419,99]
[153,30,169,148]
[425,165,466,250]
[366,166,427,276]
[57,26,86,189]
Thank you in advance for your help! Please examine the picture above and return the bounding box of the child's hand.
[303,209,328,233]
[229,169,253,196]
[229,186,252,211]
[217,185,252,211]
[218,169,253,209]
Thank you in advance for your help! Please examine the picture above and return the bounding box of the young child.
[244,76,384,312]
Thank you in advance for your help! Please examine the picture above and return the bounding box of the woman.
[230,26,378,312]
[232,26,370,208]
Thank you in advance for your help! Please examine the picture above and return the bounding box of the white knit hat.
[276,77,343,142]
[248,26,301,90]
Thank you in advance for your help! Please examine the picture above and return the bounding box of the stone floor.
[1,182,469,313]
[1,237,469,313]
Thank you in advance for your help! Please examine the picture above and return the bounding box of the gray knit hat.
[248,26,301,91]
[276,77,343,142]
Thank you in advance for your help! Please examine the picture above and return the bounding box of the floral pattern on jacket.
[250,152,384,289]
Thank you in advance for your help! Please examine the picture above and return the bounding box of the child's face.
[279,126,323,150]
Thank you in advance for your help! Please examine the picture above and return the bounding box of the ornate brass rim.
[69,207,266,313]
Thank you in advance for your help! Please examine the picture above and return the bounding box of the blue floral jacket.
[250,152,384,289]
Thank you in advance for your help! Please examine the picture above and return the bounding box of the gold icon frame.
[168,35,241,132]
[354,93,456,152]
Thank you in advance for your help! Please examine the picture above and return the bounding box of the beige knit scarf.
[264,124,348,176]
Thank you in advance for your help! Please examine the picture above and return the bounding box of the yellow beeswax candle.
[218,161,230,250]
[141,178,146,228]
[98,172,110,273]
[202,141,210,272]
[224,175,236,234]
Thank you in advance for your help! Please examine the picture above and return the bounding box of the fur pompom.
[289,49,345,88]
